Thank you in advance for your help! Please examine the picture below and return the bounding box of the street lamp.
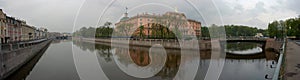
[277,21,284,39]
[287,26,291,37]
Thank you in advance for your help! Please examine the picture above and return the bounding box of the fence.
[89,38,213,50]
[1,39,48,51]
[0,39,50,79]
[272,38,286,80]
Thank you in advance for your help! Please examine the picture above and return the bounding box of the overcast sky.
[0,0,299,33]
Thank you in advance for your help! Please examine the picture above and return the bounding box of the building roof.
[116,12,201,26]
[187,19,201,24]
[120,16,129,21]
[0,9,6,19]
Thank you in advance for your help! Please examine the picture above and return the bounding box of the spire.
[175,7,178,12]
[120,7,129,21]
[124,7,128,17]
[125,7,128,13]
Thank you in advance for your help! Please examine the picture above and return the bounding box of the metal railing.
[0,38,48,51]
[226,36,267,40]
[272,38,286,80]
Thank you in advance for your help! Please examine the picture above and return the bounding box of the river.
[5,40,279,80]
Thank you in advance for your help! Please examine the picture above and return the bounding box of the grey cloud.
[0,0,83,32]
[247,18,266,28]
[1,0,299,32]
[286,0,300,14]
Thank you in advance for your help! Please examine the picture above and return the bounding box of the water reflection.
[73,40,279,80]
[73,41,180,79]
[5,40,79,80]
[226,42,263,55]
[4,43,50,80]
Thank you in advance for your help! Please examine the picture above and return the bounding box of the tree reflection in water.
[72,40,279,80]
[112,45,180,79]
[73,40,181,79]
[227,42,261,51]
[73,40,96,52]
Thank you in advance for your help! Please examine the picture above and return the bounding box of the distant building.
[35,27,48,39]
[61,32,72,37]
[0,9,7,43]
[6,16,22,42]
[21,21,36,41]
[187,19,201,36]
[115,8,201,38]
[0,9,48,43]
[48,32,61,39]
[39,27,48,38]
[255,33,264,37]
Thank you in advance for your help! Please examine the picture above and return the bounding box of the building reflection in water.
[128,48,151,66]
[73,40,278,80]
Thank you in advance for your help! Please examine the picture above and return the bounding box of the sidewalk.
[285,40,300,80]
[295,40,300,45]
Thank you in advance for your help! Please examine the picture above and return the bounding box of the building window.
[140,22,143,25]
[140,18,142,21]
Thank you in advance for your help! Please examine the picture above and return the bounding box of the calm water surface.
[6,40,278,80]
[5,40,80,80]
[226,42,263,55]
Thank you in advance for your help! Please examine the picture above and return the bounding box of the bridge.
[225,39,267,49]
[223,37,267,45]
[48,32,72,40]
[55,36,71,39]
[221,37,268,56]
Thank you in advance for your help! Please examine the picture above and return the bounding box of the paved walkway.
[285,40,300,80]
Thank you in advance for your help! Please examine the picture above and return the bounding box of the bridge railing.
[226,36,267,40]
[0,38,48,51]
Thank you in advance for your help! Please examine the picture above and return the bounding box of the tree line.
[73,22,114,38]
[74,21,179,39]
[268,16,300,38]
[74,16,300,39]
[201,24,267,38]
[74,23,268,39]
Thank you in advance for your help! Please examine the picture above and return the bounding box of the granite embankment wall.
[79,38,281,51]
[0,39,52,80]
[265,39,283,52]
[82,38,212,50]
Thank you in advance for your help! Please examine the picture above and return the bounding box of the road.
[285,40,300,80]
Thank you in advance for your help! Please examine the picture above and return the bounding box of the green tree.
[115,22,134,37]
[96,22,114,38]
[268,21,279,38]
[268,16,300,38]
[138,25,145,39]
[201,26,210,38]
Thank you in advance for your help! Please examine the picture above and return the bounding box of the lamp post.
[288,26,291,37]
[277,20,284,40]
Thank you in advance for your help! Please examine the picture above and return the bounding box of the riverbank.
[74,38,282,52]
[72,38,279,80]
[0,39,52,80]
[76,38,213,50]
